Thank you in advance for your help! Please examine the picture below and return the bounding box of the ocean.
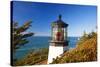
[14,36,79,60]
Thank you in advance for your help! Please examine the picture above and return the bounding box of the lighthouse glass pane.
[58,28,62,32]
[54,28,65,41]
[64,28,67,40]
[62,28,65,41]
[53,27,58,41]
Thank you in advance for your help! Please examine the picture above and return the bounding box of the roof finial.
[59,14,62,20]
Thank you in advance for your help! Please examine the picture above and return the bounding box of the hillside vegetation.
[14,48,48,66]
[51,32,97,64]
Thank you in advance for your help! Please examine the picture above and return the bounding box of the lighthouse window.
[52,27,58,41]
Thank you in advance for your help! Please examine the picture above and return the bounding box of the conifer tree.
[12,21,34,51]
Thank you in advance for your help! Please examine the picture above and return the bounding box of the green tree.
[12,21,34,52]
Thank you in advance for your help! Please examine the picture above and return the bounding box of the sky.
[12,1,97,37]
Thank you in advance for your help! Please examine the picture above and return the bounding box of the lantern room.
[51,15,68,43]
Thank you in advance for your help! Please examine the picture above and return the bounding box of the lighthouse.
[48,15,68,64]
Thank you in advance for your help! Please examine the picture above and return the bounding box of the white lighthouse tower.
[48,15,68,64]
